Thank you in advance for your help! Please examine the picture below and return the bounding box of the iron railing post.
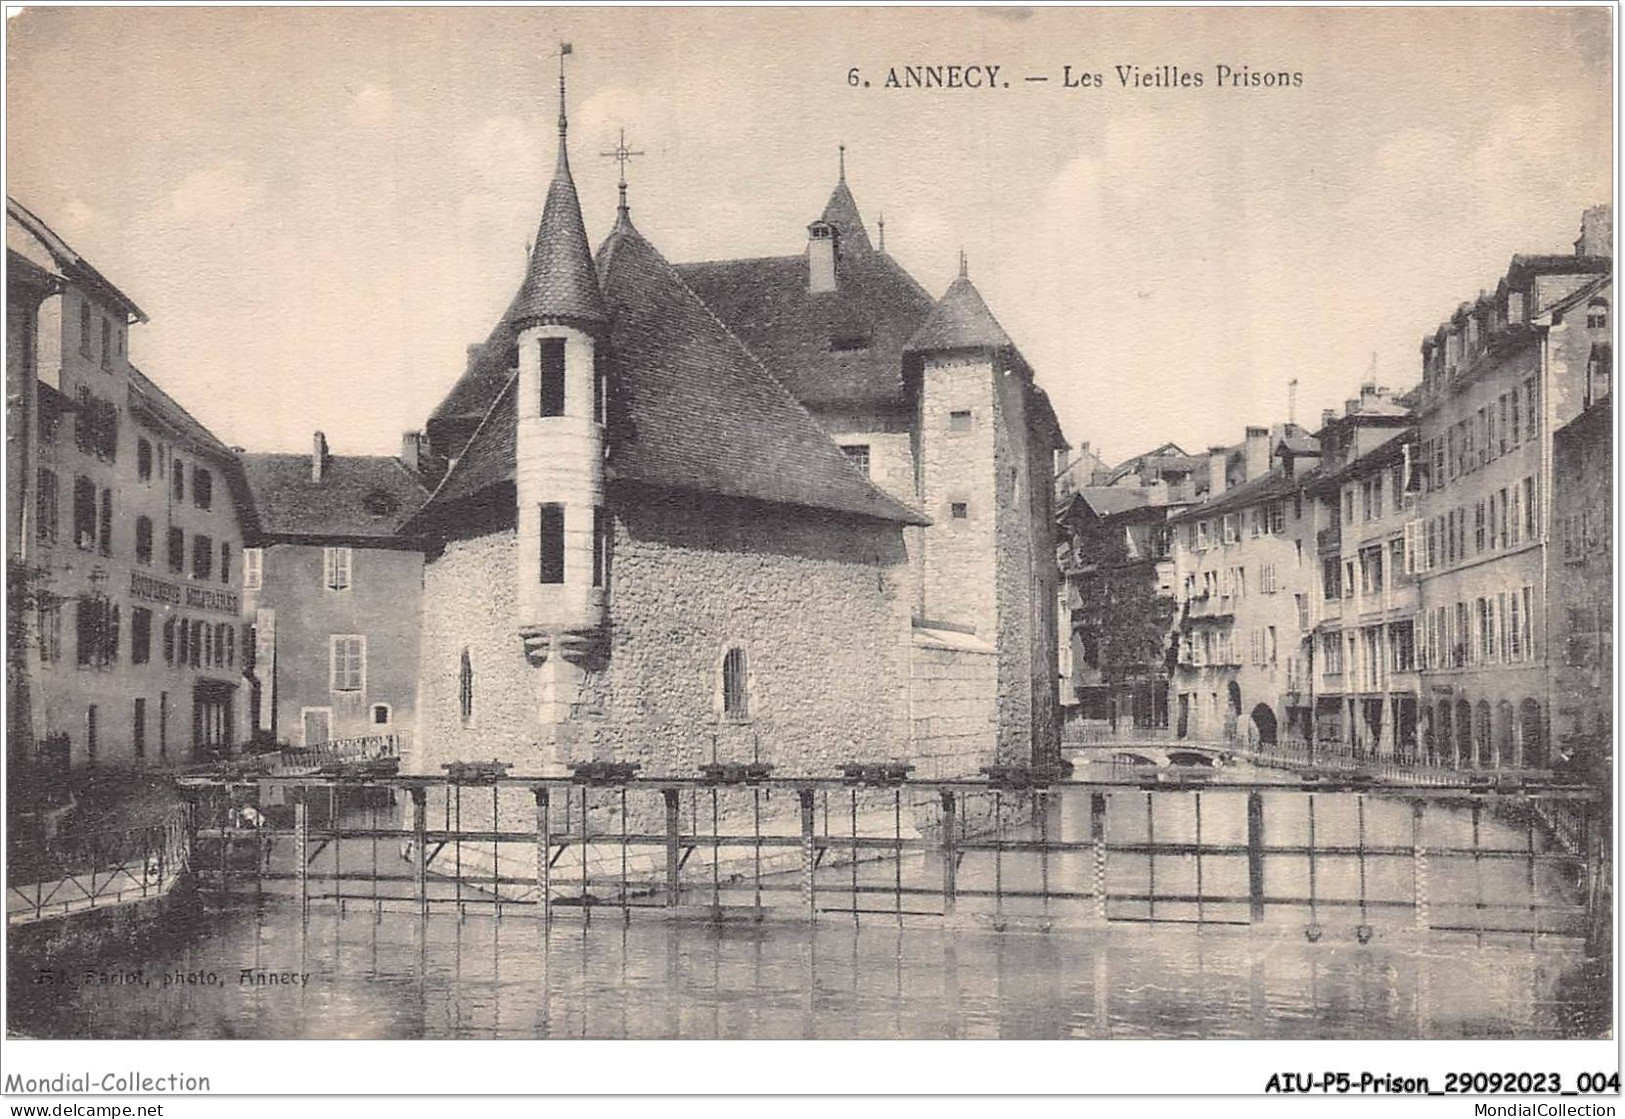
[534,786,551,926]
[799,788,816,922]
[940,790,957,917]
[1411,799,1428,930]
[411,786,428,921]
[663,787,681,909]
[294,791,309,917]
[1090,791,1108,925]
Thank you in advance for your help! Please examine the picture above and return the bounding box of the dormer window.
[807,220,838,293]
[829,333,871,352]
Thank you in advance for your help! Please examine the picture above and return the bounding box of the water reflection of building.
[1411,207,1611,769]
[7,198,257,770]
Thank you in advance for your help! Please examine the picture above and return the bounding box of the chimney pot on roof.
[401,430,424,475]
[807,220,838,293]
[1322,408,1337,426]
[1244,427,1269,480]
[1576,204,1613,259]
[1208,446,1229,498]
[312,432,329,483]
[1346,398,1361,417]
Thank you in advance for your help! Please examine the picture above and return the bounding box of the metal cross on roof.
[600,128,645,217]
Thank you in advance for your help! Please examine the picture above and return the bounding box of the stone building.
[402,73,1065,793]
[1549,386,1611,786]
[6,198,257,770]
[1304,386,1419,757]
[239,433,428,749]
[1410,208,1611,769]
[1056,483,1188,729]
[1166,426,1318,745]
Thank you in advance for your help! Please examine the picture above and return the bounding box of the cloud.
[346,83,394,126]
[166,162,259,224]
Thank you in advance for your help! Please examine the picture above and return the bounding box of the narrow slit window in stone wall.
[539,338,566,417]
[539,503,565,584]
[723,647,749,721]
[459,648,474,723]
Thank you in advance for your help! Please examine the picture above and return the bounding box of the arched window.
[722,646,749,721]
[1497,701,1516,768]
[1520,699,1545,769]
[459,648,473,723]
[371,703,391,726]
[1586,298,1608,330]
[1475,700,1492,768]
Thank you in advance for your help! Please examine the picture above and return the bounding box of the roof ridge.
[127,364,232,456]
[649,231,928,524]
[674,253,803,270]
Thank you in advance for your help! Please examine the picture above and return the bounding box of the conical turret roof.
[904,264,1013,353]
[510,83,608,332]
[814,152,873,253]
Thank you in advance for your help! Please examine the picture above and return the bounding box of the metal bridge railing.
[6,806,192,926]
[176,768,1607,951]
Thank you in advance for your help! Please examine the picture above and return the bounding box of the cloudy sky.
[6,6,1612,466]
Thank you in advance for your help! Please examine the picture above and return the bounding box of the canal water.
[8,762,1610,1040]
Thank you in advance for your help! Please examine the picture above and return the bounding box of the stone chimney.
[807,221,838,293]
[1243,425,1269,480]
[1576,204,1612,259]
[400,430,424,475]
[1208,446,1229,498]
[1345,397,1361,417]
[311,431,329,483]
[1321,408,1337,428]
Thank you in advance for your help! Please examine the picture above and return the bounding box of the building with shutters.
[1409,207,1610,769]
[238,433,429,750]
[6,198,257,771]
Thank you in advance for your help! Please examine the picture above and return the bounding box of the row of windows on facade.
[77,295,125,370]
[136,438,216,510]
[1180,626,1281,668]
[453,644,752,723]
[38,595,245,673]
[1316,621,1417,679]
[1405,474,1539,576]
[1321,538,1410,601]
[1184,561,1288,602]
[1560,509,1603,564]
[35,469,234,581]
[1419,376,1538,495]
[1340,463,1410,526]
[1187,499,1294,551]
[78,693,176,764]
[1396,587,1539,672]
[57,385,220,514]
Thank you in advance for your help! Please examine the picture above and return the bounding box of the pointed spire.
[511,43,608,333]
[959,249,968,279]
[816,146,873,253]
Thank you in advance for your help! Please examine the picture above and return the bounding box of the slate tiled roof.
[675,244,934,408]
[411,215,928,533]
[426,133,606,436]
[511,141,608,332]
[8,196,147,322]
[1076,486,1153,518]
[240,452,428,540]
[1169,467,1312,523]
[817,179,874,253]
[905,272,1015,354]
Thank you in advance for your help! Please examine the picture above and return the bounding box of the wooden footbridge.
[166,763,1609,952]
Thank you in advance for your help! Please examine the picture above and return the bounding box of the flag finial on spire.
[557,42,573,140]
[838,143,846,183]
